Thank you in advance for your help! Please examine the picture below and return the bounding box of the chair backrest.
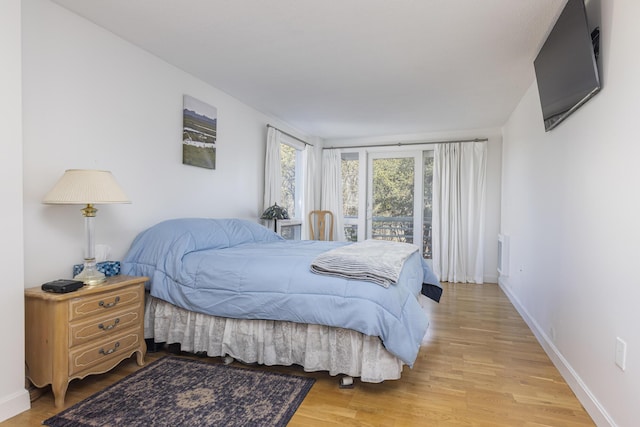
[308,210,334,241]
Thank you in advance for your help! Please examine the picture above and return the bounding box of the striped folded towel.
[310,239,419,287]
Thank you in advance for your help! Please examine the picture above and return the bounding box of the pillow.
[122,218,283,275]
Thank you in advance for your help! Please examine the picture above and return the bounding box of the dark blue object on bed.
[122,218,441,366]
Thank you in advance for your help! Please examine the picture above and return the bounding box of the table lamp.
[43,169,130,286]
[260,203,289,232]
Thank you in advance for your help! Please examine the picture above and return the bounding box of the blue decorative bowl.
[73,261,121,278]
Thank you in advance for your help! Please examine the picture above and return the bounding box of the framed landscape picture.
[182,95,217,169]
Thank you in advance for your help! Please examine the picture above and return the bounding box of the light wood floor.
[4,282,594,426]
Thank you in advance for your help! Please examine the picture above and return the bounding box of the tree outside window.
[341,153,359,242]
[280,142,298,218]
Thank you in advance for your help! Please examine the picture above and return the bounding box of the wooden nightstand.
[25,275,148,407]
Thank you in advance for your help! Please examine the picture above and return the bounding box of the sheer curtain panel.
[263,127,282,211]
[302,144,317,239]
[321,149,345,241]
[432,141,487,283]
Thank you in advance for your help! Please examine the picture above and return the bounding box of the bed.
[122,218,442,382]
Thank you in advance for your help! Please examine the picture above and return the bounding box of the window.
[370,155,415,244]
[279,137,304,219]
[339,148,433,259]
[341,152,359,242]
[422,151,433,259]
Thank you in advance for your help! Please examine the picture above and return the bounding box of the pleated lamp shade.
[43,169,130,205]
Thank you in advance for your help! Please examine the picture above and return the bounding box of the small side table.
[25,275,147,407]
[276,219,302,240]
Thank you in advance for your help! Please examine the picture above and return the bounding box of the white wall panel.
[501,1,640,425]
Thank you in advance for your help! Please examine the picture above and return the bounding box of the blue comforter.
[122,218,441,366]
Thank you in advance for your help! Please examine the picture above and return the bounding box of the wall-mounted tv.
[534,0,600,131]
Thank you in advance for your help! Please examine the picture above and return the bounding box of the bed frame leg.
[223,355,235,365]
[339,376,354,388]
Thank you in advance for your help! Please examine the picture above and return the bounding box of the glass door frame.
[366,150,424,255]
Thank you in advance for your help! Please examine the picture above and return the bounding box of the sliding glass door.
[367,151,423,246]
[341,148,433,259]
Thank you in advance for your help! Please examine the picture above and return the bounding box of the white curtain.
[263,127,281,211]
[432,141,487,283]
[321,149,345,241]
[302,144,317,239]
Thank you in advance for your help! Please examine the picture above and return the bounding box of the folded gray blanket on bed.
[310,239,419,287]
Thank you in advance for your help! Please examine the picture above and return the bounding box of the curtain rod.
[266,124,313,147]
[323,137,488,150]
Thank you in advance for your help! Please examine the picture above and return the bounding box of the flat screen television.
[534,0,600,131]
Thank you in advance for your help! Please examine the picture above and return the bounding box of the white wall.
[0,0,31,422]
[326,128,503,283]
[22,0,307,286]
[500,1,640,425]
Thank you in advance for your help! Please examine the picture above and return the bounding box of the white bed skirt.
[144,295,405,382]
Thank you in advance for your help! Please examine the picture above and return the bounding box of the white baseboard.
[0,389,30,423]
[483,273,498,284]
[498,278,615,427]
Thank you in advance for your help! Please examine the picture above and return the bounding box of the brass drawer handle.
[99,342,120,356]
[98,318,120,331]
[98,296,120,308]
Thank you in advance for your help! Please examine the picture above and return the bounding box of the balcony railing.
[344,216,432,259]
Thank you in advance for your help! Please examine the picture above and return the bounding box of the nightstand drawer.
[69,328,142,376]
[69,305,143,347]
[69,286,143,321]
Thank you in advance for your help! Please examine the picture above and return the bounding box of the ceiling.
[50,0,565,140]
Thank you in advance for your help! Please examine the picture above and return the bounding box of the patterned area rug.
[44,356,315,427]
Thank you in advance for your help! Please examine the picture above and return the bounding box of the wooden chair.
[308,210,334,241]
